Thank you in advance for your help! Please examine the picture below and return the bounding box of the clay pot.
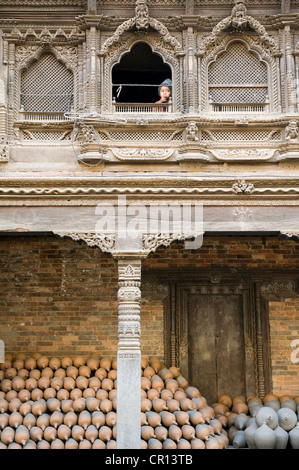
[255,406,278,430]
[102,378,114,392]
[88,377,101,391]
[244,421,258,449]
[100,358,112,372]
[91,411,106,429]
[44,387,56,400]
[289,423,299,449]
[9,411,23,428]
[200,405,215,423]
[29,426,43,443]
[23,413,36,430]
[141,425,156,441]
[163,438,177,449]
[176,375,189,390]
[141,357,148,370]
[277,407,297,431]
[191,438,205,449]
[210,418,223,435]
[248,399,263,417]
[0,398,8,413]
[38,377,50,390]
[43,426,57,442]
[168,424,182,442]
[154,426,168,442]
[164,379,178,394]
[1,426,15,445]
[25,357,37,371]
[85,425,98,443]
[177,438,192,449]
[36,440,51,449]
[160,389,173,402]
[181,424,196,441]
[174,410,190,426]
[41,367,53,379]
[280,398,297,412]
[143,367,155,379]
[86,397,101,412]
[70,388,82,400]
[92,439,106,449]
[152,398,168,413]
[87,358,100,371]
[47,398,61,413]
[98,425,112,442]
[141,412,147,426]
[141,377,151,391]
[65,438,79,449]
[0,413,9,430]
[66,366,79,379]
[274,425,289,449]
[108,369,117,381]
[148,438,163,449]
[49,357,61,371]
[12,376,25,392]
[232,401,248,415]
[50,377,63,391]
[95,368,107,381]
[151,375,164,393]
[205,436,220,449]
[57,389,69,402]
[109,389,117,401]
[218,394,233,409]
[1,379,12,393]
[61,357,72,369]
[158,368,173,382]
[160,411,177,427]
[50,411,64,429]
[179,397,196,412]
[14,424,29,446]
[51,438,65,449]
[234,413,249,430]
[105,411,117,428]
[77,410,92,430]
[23,440,37,449]
[254,423,276,449]
[73,397,86,412]
[57,424,72,441]
[8,397,22,412]
[166,399,180,413]
[13,359,25,371]
[212,403,229,415]
[192,396,207,410]
[215,413,228,428]
[185,386,201,399]
[76,376,89,390]
[100,398,112,414]
[169,366,181,378]
[264,399,280,412]
[5,367,17,379]
[232,430,247,448]
[263,393,279,404]
[141,398,152,412]
[187,410,205,426]
[72,424,85,442]
[36,413,50,430]
[6,390,17,403]
[195,423,212,441]
[60,399,73,413]
[149,357,162,373]
[146,411,162,428]
[147,389,159,401]
[64,411,78,428]
[54,368,66,379]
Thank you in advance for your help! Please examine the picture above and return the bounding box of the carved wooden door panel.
[187,294,246,404]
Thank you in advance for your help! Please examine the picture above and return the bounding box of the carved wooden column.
[116,258,142,449]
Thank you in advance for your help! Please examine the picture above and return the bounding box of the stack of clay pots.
[211,393,299,449]
[0,353,230,449]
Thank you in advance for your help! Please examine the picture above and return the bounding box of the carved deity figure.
[286,121,299,141]
[186,121,199,142]
[231,1,248,29]
[135,0,149,30]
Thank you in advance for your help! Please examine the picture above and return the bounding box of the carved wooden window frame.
[199,34,280,114]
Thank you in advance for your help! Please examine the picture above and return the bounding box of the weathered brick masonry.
[0,234,298,396]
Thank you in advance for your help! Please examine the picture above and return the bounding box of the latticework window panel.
[208,42,269,107]
[21,53,74,113]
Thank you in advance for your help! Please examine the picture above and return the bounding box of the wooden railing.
[19,112,68,122]
[112,100,172,113]
[210,102,269,113]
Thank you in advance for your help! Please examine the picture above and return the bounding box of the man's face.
[160,86,171,102]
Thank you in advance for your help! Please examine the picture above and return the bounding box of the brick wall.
[0,234,298,396]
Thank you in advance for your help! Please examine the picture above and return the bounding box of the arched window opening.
[20,52,74,119]
[112,42,172,113]
[208,41,269,113]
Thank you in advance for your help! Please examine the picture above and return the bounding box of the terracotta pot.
[87,358,100,371]
[200,405,215,423]
[174,410,190,426]
[91,411,106,429]
[179,397,196,412]
[57,424,72,441]
[163,438,177,449]
[191,396,207,410]
[152,398,168,413]
[141,357,149,369]
[0,426,15,445]
[8,410,23,428]
[205,436,220,449]
[100,358,112,372]
[60,399,73,413]
[280,398,296,412]
[65,438,79,449]
[94,368,107,381]
[141,398,152,412]
[0,413,9,430]
[21,411,36,431]
[61,357,73,369]
[212,403,229,415]
[160,411,177,427]
[96,389,108,401]
[85,425,98,443]
[36,440,51,449]
[92,439,106,449]
[86,397,101,412]
[141,425,156,441]
[195,423,211,441]
[32,399,47,417]
[49,357,61,371]
[232,401,248,415]
[232,430,247,448]
[25,357,37,371]
[154,426,168,442]
[188,410,205,426]
[72,397,86,412]
[98,425,112,442]
[43,426,57,443]
[146,411,161,428]
[147,389,159,401]
[44,387,56,400]
[0,398,9,413]
[244,421,258,449]
[176,375,188,390]
[5,367,17,379]
[148,438,163,449]
[151,375,164,393]
[141,376,151,391]
[29,426,43,443]
[160,389,173,402]
[218,394,233,409]
[36,413,50,430]
[168,424,182,443]
[289,423,299,449]
[191,438,205,449]
[177,438,192,449]
[50,410,64,429]
[8,397,22,412]
[13,359,25,371]
[54,368,66,379]
[141,412,147,426]
[51,438,65,449]
[210,418,223,435]
[37,356,49,370]
[1,379,12,393]
[105,411,117,428]
[71,424,85,441]
[73,356,86,368]
[215,413,228,428]
[158,368,173,382]
[100,398,112,414]
[234,413,249,430]
[181,424,196,441]
[108,389,117,401]
[47,398,61,413]
[101,378,114,392]
[143,366,155,379]
[76,376,89,390]
[88,377,101,392]
[263,393,279,404]
[66,366,79,379]
[262,399,280,412]
[83,387,96,399]
[254,423,276,449]
[12,376,25,392]
[50,377,63,391]
[166,399,180,413]
[23,440,37,449]
[64,411,78,428]
[165,378,179,394]
[227,412,238,428]
[108,369,117,381]
[70,388,82,400]
[57,389,69,402]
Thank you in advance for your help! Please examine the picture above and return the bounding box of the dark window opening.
[112,42,172,104]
